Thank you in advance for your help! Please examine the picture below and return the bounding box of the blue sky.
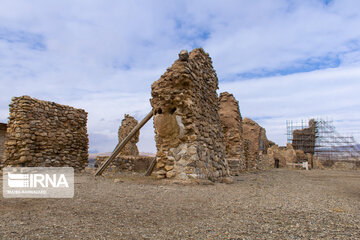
[0,0,360,153]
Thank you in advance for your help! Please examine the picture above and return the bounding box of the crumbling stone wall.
[150,48,229,180]
[218,92,245,175]
[265,143,315,169]
[292,119,317,155]
[0,123,7,166]
[3,96,88,170]
[117,114,139,156]
[244,139,252,170]
[242,118,270,170]
[95,155,154,172]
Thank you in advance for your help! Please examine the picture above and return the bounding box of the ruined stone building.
[150,48,229,180]
[218,92,245,175]
[3,96,88,171]
[292,119,317,155]
[242,118,272,170]
[117,114,139,156]
[0,123,7,166]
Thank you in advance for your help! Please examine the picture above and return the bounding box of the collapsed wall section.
[218,92,245,174]
[95,155,154,172]
[117,114,139,156]
[3,96,88,170]
[150,48,228,180]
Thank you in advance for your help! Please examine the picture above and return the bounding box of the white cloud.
[0,0,360,153]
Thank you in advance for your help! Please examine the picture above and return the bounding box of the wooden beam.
[145,157,157,176]
[95,110,153,176]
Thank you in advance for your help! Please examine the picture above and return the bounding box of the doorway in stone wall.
[274,159,280,168]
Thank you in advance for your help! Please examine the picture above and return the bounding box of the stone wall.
[3,96,88,170]
[0,123,7,166]
[95,155,154,172]
[242,118,270,170]
[218,92,245,175]
[265,143,315,169]
[292,119,317,155]
[118,114,139,156]
[150,48,229,180]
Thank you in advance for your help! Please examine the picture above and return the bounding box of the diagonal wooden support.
[145,157,157,176]
[95,110,153,176]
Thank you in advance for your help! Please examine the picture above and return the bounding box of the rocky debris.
[0,123,7,167]
[117,114,139,157]
[2,95,88,171]
[150,48,229,180]
[242,117,271,170]
[292,119,317,155]
[95,155,154,172]
[218,92,245,175]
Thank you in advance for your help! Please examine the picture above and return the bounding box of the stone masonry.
[95,155,154,172]
[0,123,7,166]
[150,48,229,180]
[242,118,271,170]
[3,96,88,171]
[117,114,139,157]
[218,92,245,175]
[292,119,317,155]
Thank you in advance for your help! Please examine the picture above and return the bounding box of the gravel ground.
[1,169,359,239]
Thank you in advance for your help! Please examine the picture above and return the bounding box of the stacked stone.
[292,119,317,155]
[242,118,270,170]
[0,123,7,167]
[218,92,245,175]
[243,139,252,170]
[95,155,154,172]
[3,96,88,171]
[118,114,139,157]
[150,48,229,180]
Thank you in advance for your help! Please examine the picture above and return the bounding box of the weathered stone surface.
[95,155,154,172]
[264,143,315,169]
[117,114,139,157]
[2,96,88,171]
[242,118,271,170]
[150,48,229,180]
[292,119,317,155]
[218,92,245,175]
[0,123,7,167]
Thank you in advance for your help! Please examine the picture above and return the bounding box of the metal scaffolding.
[286,118,360,162]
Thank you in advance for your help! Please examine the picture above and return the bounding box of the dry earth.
[1,169,359,239]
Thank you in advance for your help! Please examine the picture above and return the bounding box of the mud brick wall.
[242,118,270,170]
[218,92,245,174]
[292,119,317,155]
[3,96,88,170]
[95,155,154,172]
[150,48,229,180]
[0,123,7,166]
[118,114,139,156]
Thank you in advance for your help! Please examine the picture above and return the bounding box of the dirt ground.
[1,169,360,240]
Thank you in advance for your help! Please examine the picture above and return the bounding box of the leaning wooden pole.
[95,110,153,176]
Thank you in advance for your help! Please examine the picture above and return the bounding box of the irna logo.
[8,173,69,188]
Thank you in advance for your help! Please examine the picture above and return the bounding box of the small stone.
[166,170,176,178]
[164,165,174,171]
[114,179,123,183]
[221,177,234,184]
[178,50,189,61]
